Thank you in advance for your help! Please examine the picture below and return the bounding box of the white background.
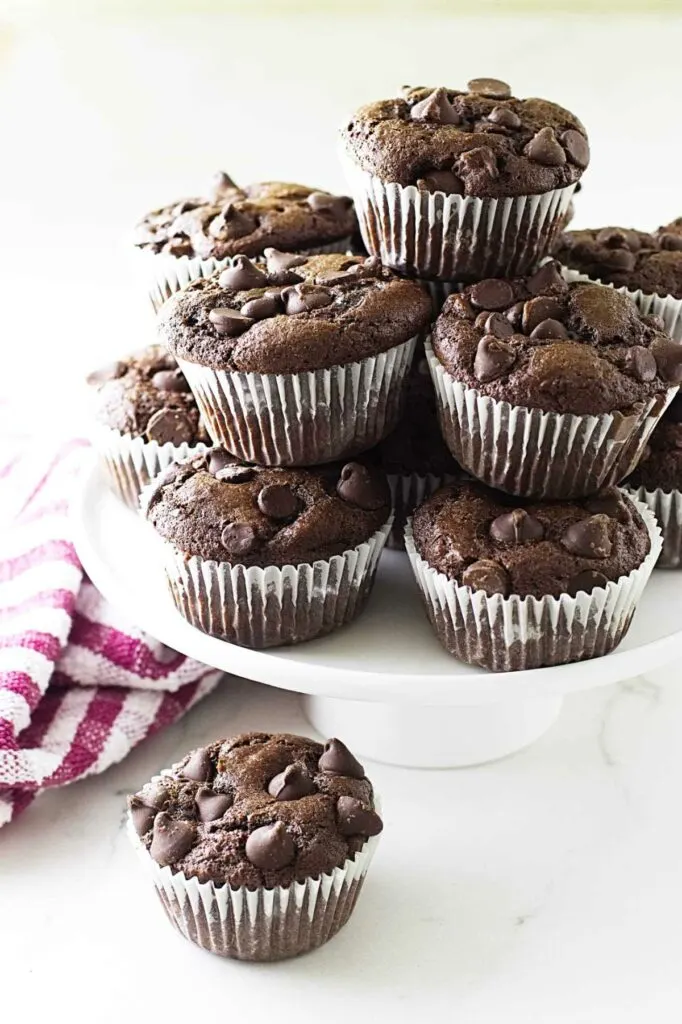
[2,9,682,1022]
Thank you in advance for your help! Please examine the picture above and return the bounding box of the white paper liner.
[425,339,676,500]
[341,152,576,282]
[159,517,392,648]
[91,426,207,510]
[177,335,417,467]
[134,237,355,314]
[561,266,682,343]
[404,497,662,672]
[629,485,682,569]
[386,471,457,549]
[127,784,380,962]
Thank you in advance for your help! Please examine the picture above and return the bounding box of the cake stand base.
[302,692,564,768]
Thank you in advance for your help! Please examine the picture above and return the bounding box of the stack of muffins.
[87,77,682,672]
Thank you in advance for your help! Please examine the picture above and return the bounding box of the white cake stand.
[73,460,682,769]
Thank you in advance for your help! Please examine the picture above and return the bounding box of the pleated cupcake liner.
[177,335,417,467]
[561,266,682,343]
[341,153,576,283]
[404,498,661,672]
[127,790,381,962]
[425,340,676,500]
[385,471,457,549]
[159,517,392,648]
[628,485,682,568]
[91,426,207,511]
[134,237,355,314]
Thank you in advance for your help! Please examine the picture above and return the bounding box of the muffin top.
[554,219,682,299]
[129,732,382,888]
[376,354,460,477]
[159,251,432,374]
[134,174,357,260]
[629,392,682,492]
[86,344,209,445]
[341,80,588,198]
[411,479,650,600]
[144,447,391,567]
[431,260,682,416]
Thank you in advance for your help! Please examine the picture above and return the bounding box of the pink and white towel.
[0,430,222,826]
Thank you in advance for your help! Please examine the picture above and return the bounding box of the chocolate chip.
[283,284,333,315]
[562,515,612,559]
[410,87,461,124]
[651,338,682,383]
[137,780,170,810]
[212,170,238,195]
[584,487,630,524]
[166,235,192,256]
[315,263,368,286]
[458,146,499,180]
[267,763,315,801]
[530,318,568,340]
[336,463,387,511]
[416,170,464,194]
[245,821,296,870]
[505,301,525,328]
[182,746,214,782]
[461,559,510,597]
[449,293,476,319]
[524,127,567,167]
[208,449,236,476]
[220,522,258,556]
[625,346,657,382]
[596,227,630,249]
[218,255,268,290]
[150,813,197,867]
[86,360,126,386]
[128,798,158,837]
[567,569,609,597]
[470,279,514,310]
[526,261,568,296]
[522,296,564,334]
[257,483,301,520]
[336,796,383,837]
[318,738,365,779]
[263,247,307,285]
[151,369,191,393]
[195,787,233,823]
[604,248,636,272]
[490,508,544,545]
[208,307,254,336]
[240,294,282,320]
[216,464,255,483]
[481,312,515,338]
[145,408,194,446]
[475,311,491,330]
[487,105,521,128]
[474,336,516,382]
[467,77,511,99]
[209,203,257,239]
[561,129,590,169]
[658,232,682,252]
[307,191,353,217]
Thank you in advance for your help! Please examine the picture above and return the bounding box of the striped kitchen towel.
[0,432,222,826]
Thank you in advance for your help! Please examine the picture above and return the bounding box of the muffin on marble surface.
[341,79,587,282]
[86,344,209,509]
[405,479,660,671]
[127,731,383,961]
[158,250,432,466]
[628,392,682,568]
[134,173,358,311]
[143,447,392,647]
[554,219,682,340]
[427,260,681,499]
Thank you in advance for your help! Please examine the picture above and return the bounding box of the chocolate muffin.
[375,354,460,547]
[128,732,383,961]
[87,345,209,509]
[341,79,587,281]
[406,479,660,670]
[628,392,682,567]
[144,448,392,647]
[427,260,681,498]
[135,174,358,311]
[554,220,682,340]
[158,251,432,466]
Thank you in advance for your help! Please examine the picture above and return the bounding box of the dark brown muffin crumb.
[629,392,682,492]
[129,732,382,888]
[431,261,679,415]
[412,479,650,599]
[144,447,391,567]
[87,344,209,445]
